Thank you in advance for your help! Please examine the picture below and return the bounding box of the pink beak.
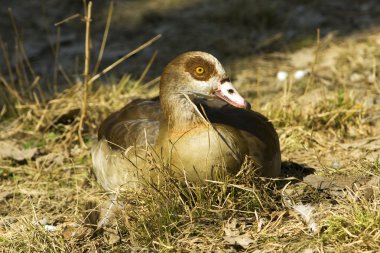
[214,79,249,109]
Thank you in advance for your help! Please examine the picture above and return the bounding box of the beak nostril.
[227,89,234,94]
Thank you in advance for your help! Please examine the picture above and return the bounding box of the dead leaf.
[223,218,254,249]
[223,233,255,249]
[104,228,120,245]
[0,140,37,161]
[36,152,65,170]
[62,224,93,240]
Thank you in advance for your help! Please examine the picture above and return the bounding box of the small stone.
[294,70,308,80]
[331,160,341,169]
[276,71,288,81]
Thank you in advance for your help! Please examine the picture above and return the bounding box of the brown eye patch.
[185,56,216,81]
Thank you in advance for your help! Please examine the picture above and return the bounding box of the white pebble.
[276,71,288,81]
[44,225,57,232]
[294,70,308,80]
[331,160,341,169]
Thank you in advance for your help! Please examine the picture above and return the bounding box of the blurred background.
[1,0,380,90]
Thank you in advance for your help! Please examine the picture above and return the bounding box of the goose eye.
[195,67,205,74]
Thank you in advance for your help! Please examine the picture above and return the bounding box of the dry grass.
[1,2,380,252]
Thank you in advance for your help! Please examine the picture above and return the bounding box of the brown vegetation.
[0,1,379,252]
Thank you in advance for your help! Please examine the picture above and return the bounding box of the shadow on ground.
[1,0,380,88]
[281,161,316,180]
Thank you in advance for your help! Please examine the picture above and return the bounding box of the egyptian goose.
[92,51,281,192]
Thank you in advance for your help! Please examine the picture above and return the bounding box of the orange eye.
[195,67,205,74]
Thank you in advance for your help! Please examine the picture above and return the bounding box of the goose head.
[160,51,249,108]
[159,51,250,129]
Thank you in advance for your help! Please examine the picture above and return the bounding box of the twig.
[144,76,161,88]
[58,64,75,86]
[137,50,157,84]
[182,94,209,125]
[54,13,81,27]
[53,26,61,94]
[78,1,92,148]
[0,76,22,102]
[89,34,161,84]
[14,43,28,97]
[0,36,15,87]
[9,8,38,102]
[304,28,321,94]
[93,0,114,74]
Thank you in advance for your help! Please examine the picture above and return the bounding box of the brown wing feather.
[98,95,279,168]
[98,97,161,149]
